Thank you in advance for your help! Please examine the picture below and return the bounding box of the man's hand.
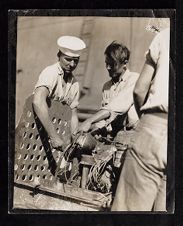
[50,135,64,150]
[78,120,92,132]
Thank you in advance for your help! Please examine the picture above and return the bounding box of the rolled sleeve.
[34,66,57,96]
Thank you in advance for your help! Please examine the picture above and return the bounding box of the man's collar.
[56,62,74,83]
[111,68,129,84]
[57,62,64,75]
[122,68,130,82]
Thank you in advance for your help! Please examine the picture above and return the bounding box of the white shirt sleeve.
[34,66,57,97]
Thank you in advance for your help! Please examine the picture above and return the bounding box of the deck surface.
[13,186,98,211]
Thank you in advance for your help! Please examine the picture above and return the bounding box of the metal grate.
[14,95,112,209]
[14,95,72,188]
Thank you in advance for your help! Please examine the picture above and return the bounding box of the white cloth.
[57,36,86,57]
[34,62,80,109]
[100,69,139,127]
[141,28,170,113]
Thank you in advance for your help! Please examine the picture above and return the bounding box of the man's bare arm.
[78,109,110,132]
[33,87,63,148]
[133,60,155,117]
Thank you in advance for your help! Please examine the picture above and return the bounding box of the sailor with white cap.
[57,35,86,57]
[33,36,86,149]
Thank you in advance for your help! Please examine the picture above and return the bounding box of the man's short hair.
[104,41,130,64]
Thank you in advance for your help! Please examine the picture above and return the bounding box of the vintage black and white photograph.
[9,10,175,212]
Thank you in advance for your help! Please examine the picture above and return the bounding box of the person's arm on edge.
[33,86,64,149]
[78,109,110,132]
[133,58,155,117]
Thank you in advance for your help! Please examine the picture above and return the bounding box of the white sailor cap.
[57,36,86,57]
